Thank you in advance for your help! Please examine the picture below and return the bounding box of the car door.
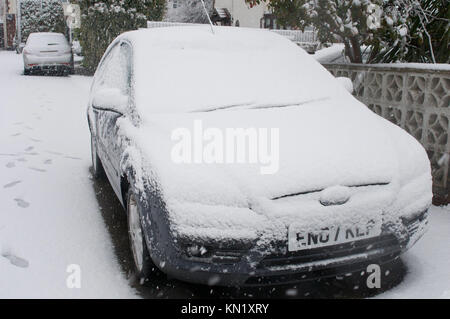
[91,41,133,199]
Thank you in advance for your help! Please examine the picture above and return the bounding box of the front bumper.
[148,207,429,287]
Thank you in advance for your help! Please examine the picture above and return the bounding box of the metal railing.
[147,21,318,48]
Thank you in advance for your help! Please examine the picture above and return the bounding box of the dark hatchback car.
[88,26,432,286]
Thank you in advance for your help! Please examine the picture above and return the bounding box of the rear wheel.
[91,134,105,179]
[127,189,153,280]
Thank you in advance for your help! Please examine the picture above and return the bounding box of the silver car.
[87,27,432,286]
[23,32,73,75]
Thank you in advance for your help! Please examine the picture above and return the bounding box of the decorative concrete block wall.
[323,63,450,202]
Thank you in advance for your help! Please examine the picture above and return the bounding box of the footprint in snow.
[3,181,21,188]
[1,253,29,268]
[28,167,46,172]
[29,138,41,143]
[24,146,34,152]
[11,133,21,137]
[16,158,27,162]
[14,198,30,208]
[64,156,82,160]
[6,162,15,168]
[46,150,63,155]
[44,159,52,165]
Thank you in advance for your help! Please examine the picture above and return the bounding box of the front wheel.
[127,189,153,280]
[24,68,30,75]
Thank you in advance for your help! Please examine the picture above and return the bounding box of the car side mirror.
[336,77,354,94]
[92,87,128,114]
[18,43,25,53]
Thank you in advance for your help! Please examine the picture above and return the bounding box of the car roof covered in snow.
[28,32,66,37]
[114,26,349,116]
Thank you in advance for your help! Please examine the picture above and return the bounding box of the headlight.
[179,237,253,264]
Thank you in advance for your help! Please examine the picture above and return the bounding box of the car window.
[27,33,68,47]
[94,41,132,97]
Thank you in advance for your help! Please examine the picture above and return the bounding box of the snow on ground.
[377,204,450,299]
[0,51,136,298]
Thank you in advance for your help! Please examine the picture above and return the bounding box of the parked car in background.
[88,26,432,286]
[23,32,73,75]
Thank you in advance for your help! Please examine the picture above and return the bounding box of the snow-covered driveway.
[0,51,136,298]
[0,51,448,298]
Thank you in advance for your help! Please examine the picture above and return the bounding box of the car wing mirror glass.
[92,88,128,114]
[336,77,354,94]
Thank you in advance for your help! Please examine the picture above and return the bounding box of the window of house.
[173,0,178,8]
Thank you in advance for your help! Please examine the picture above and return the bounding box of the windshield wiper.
[247,97,330,110]
[193,97,330,113]
[192,102,255,113]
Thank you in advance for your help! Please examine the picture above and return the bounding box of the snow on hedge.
[20,0,65,42]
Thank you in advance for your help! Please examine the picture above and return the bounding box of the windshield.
[130,27,348,115]
[27,33,68,47]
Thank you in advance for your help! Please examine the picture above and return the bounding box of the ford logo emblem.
[319,185,351,206]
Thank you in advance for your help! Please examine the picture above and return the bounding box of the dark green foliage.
[247,0,449,64]
[75,0,166,73]
[370,0,449,63]
[21,0,66,42]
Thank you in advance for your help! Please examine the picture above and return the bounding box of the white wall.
[214,0,269,28]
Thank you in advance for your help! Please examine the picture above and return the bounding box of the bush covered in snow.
[20,0,66,42]
[370,0,449,63]
[247,0,449,64]
[164,0,214,24]
[75,0,166,73]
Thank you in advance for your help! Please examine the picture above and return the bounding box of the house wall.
[214,0,269,28]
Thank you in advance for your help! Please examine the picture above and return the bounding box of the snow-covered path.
[0,51,448,298]
[0,51,136,298]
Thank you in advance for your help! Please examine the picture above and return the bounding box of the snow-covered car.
[23,32,73,75]
[87,26,432,286]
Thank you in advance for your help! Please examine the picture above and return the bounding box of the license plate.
[288,222,381,252]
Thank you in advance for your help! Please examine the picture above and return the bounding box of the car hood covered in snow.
[128,100,398,203]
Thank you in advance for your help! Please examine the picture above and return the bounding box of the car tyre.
[24,68,30,75]
[127,189,154,281]
[91,134,105,179]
